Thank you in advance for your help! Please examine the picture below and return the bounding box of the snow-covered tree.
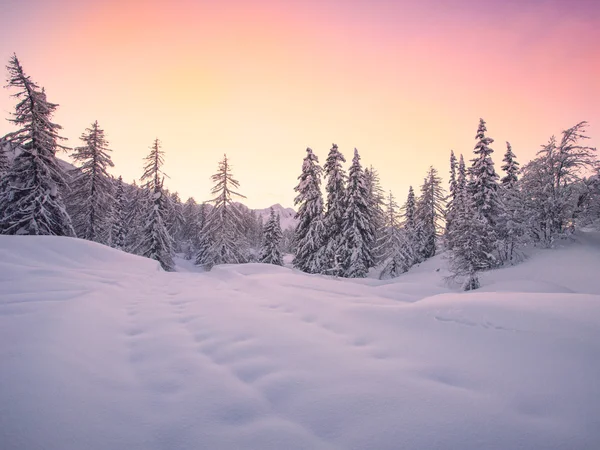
[445,150,458,243]
[340,148,374,278]
[364,165,386,266]
[468,118,502,226]
[0,137,9,177]
[414,166,445,260]
[501,142,519,189]
[164,191,185,251]
[520,122,597,245]
[135,139,174,271]
[497,142,524,263]
[67,121,115,243]
[107,176,126,249]
[378,191,414,279]
[0,54,74,236]
[181,197,202,259]
[195,154,247,269]
[293,147,326,274]
[320,143,347,271]
[124,180,145,252]
[447,155,491,290]
[259,208,283,265]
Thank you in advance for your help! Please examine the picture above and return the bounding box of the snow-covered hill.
[1,234,600,450]
[254,203,297,230]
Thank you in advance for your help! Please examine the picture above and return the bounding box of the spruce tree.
[195,154,247,269]
[501,142,519,188]
[364,166,386,266]
[340,148,374,278]
[68,121,115,243]
[135,139,174,271]
[293,147,326,273]
[448,154,489,290]
[468,118,502,226]
[414,166,445,260]
[402,185,418,263]
[0,137,9,177]
[378,192,414,279]
[0,54,74,236]
[124,180,145,252]
[498,142,524,262]
[108,176,126,249]
[259,208,283,265]
[321,143,347,271]
[445,150,458,243]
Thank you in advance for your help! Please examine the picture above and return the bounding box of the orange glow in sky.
[1,0,598,208]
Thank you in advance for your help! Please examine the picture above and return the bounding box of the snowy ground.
[1,234,600,450]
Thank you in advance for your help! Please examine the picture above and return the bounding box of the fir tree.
[68,121,115,243]
[293,147,326,274]
[498,143,524,263]
[259,208,283,265]
[340,148,374,278]
[414,166,445,260]
[364,166,386,266]
[124,180,145,252]
[181,197,202,259]
[196,154,247,269]
[447,156,490,290]
[445,150,458,243]
[321,143,347,271]
[468,118,502,226]
[0,137,9,177]
[135,139,174,271]
[501,142,519,188]
[108,176,126,249]
[378,192,414,279]
[0,54,74,236]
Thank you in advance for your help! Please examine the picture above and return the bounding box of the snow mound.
[1,235,600,450]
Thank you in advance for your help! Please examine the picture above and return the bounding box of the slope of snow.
[1,235,600,450]
[254,203,297,230]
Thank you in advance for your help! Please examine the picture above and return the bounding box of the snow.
[255,203,297,230]
[1,233,600,449]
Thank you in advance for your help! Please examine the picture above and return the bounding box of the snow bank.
[1,235,599,450]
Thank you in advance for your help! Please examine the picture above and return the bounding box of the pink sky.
[1,0,598,207]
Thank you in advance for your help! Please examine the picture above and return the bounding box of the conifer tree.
[468,118,502,226]
[448,154,489,290]
[293,147,326,273]
[181,197,202,259]
[498,142,524,262]
[520,122,597,245]
[378,192,414,279]
[501,142,519,188]
[68,121,115,243]
[124,180,145,252]
[259,208,283,265]
[108,176,126,249]
[0,54,74,236]
[414,166,445,260]
[340,148,374,278]
[445,150,458,243]
[195,154,247,269]
[135,139,174,271]
[364,166,386,266]
[321,144,347,271]
[0,138,9,177]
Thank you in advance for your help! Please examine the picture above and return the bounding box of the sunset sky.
[1,0,598,208]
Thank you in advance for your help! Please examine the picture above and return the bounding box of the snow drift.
[1,235,600,450]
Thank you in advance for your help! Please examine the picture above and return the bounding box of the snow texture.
[1,233,600,450]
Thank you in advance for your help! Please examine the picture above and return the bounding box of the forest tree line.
[1,54,598,289]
